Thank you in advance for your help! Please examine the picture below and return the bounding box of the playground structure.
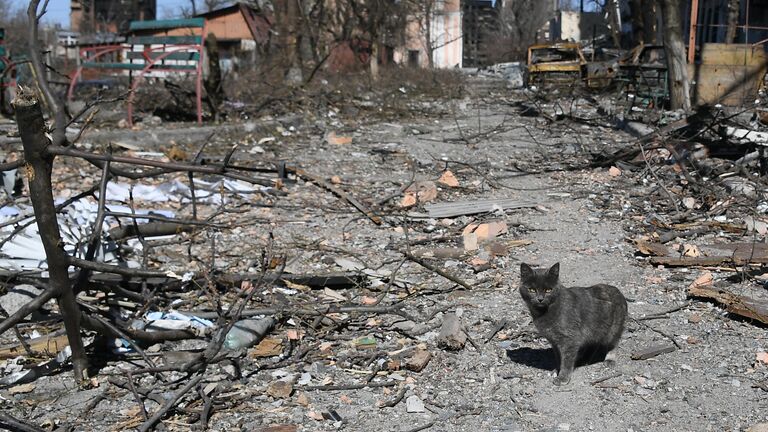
[67,18,207,125]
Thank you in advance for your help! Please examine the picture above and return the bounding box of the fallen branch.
[138,373,204,432]
[0,286,57,335]
[108,220,201,240]
[637,301,692,321]
[178,303,409,320]
[632,317,682,349]
[650,256,768,267]
[630,344,677,360]
[402,251,474,291]
[69,257,170,278]
[591,372,622,386]
[303,380,397,391]
[47,146,275,187]
[287,165,382,225]
[378,384,407,408]
[0,412,46,432]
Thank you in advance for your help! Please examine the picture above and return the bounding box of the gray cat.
[519,262,628,385]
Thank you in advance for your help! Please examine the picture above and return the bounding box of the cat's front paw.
[553,375,571,386]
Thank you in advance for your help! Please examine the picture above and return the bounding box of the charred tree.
[422,0,437,68]
[643,0,658,44]
[13,88,89,383]
[660,0,691,111]
[273,0,303,84]
[204,33,223,121]
[630,0,645,46]
[605,0,622,48]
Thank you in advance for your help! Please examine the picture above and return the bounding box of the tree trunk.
[725,0,740,43]
[643,0,658,44]
[605,0,623,48]
[369,41,379,81]
[13,88,89,383]
[425,2,435,68]
[275,0,302,84]
[204,33,222,122]
[660,0,691,111]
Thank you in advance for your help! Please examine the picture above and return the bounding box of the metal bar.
[688,0,699,64]
[196,20,207,125]
[745,0,750,43]
[129,17,205,31]
[692,23,768,30]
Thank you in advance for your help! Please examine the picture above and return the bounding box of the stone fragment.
[406,395,425,413]
[267,380,293,399]
[436,312,466,351]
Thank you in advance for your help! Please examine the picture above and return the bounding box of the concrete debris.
[266,380,294,399]
[405,395,425,413]
[436,312,466,351]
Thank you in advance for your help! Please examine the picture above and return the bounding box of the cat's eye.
[544,288,552,293]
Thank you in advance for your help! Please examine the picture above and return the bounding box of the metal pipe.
[687,0,699,64]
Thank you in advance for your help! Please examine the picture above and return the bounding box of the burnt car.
[527,43,586,86]
[527,42,616,88]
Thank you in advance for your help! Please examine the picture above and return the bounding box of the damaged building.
[70,0,157,33]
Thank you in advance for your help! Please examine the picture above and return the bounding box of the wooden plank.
[705,242,768,259]
[650,255,768,267]
[688,284,768,325]
[129,18,205,31]
[127,35,202,45]
[423,199,538,218]
[126,51,200,61]
[0,332,69,359]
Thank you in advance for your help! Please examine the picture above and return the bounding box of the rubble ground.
[1,73,768,432]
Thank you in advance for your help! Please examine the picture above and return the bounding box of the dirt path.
[264,85,768,431]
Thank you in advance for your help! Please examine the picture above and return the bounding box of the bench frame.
[67,18,207,125]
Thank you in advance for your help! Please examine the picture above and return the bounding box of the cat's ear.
[546,263,560,282]
[520,263,534,281]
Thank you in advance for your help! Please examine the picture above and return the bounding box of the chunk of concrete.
[436,312,466,351]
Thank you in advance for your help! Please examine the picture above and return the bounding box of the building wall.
[394,0,463,69]
[688,0,768,45]
[205,13,250,40]
[151,10,254,41]
[432,9,463,68]
[71,0,156,33]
